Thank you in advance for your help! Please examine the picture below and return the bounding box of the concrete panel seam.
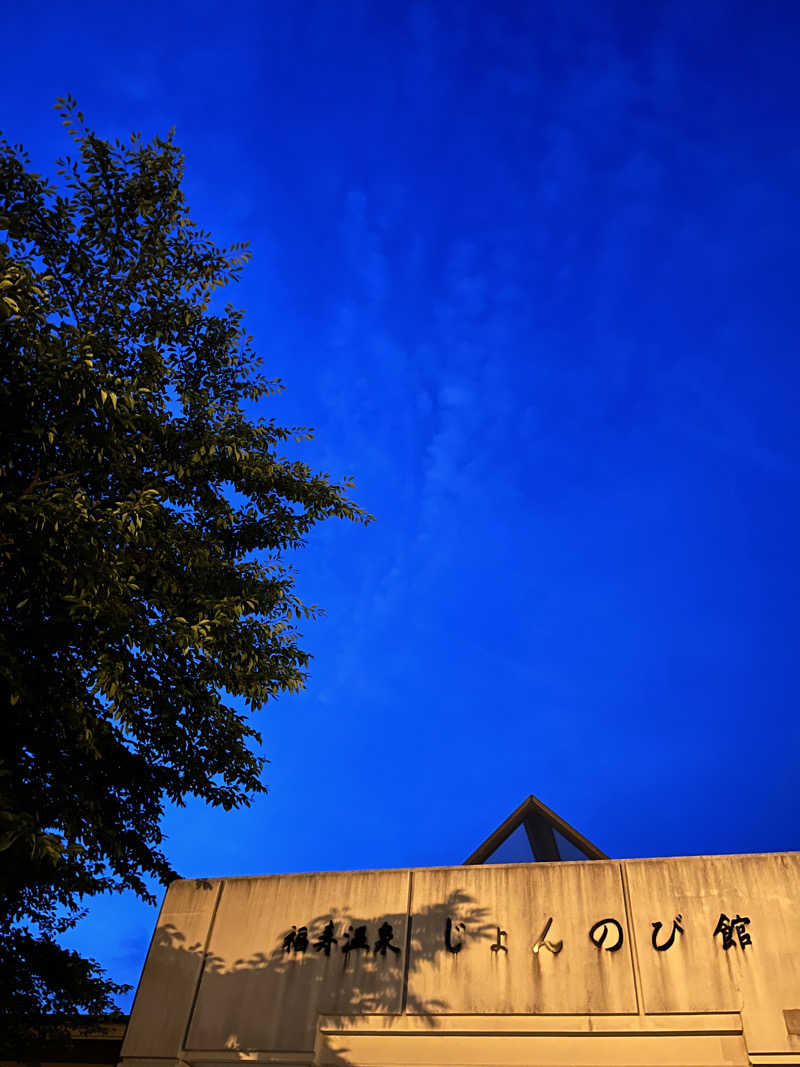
[619,860,644,1016]
[399,870,414,1014]
[180,880,224,1055]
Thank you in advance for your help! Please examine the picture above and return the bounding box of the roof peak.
[464,793,607,865]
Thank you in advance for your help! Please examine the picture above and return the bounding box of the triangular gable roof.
[463,794,608,865]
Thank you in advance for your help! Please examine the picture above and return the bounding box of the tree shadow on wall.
[138,881,498,1066]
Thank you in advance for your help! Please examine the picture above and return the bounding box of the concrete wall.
[120,853,800,1066]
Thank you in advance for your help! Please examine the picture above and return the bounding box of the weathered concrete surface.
[121,877,220,1059]
[408,859,636,1014]
[184,869,410,1052]
[625,852,800,1057]
[120,852,800,1067]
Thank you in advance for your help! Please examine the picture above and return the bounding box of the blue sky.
[6,0,800,1008]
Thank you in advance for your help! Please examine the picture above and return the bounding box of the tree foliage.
[0,97,372,1043]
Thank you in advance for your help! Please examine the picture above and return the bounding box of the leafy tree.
[0,97,372,1046]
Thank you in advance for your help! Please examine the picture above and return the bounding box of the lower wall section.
[316,1012,748,1066]
[119,1012,749,1067]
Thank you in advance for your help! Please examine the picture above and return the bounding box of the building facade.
[120,799,800,1066]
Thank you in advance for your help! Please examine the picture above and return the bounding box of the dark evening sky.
[6,0,800,1007]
